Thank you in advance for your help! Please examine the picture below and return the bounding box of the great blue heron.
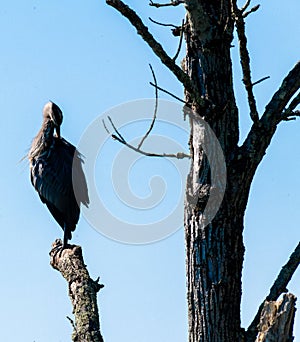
[28,101,89,250]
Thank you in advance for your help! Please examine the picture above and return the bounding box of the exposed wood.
[255,293,296,342]
[246,242,300,341]
[50,239,104,342]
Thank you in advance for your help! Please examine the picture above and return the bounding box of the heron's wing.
[72,149,90,207]
[30,137,88,228]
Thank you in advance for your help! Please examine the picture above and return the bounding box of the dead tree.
[106,0,300,341]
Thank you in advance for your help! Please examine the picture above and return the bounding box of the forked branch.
[103,118,189,159]
[102,66,190,159]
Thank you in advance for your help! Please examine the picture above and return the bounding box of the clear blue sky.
[0,1,299,341]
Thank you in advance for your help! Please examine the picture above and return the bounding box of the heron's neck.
[29,119,55,161]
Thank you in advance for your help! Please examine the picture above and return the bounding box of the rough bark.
[50,239,104,342]
[255,294,297,342]
[183,2,245,341]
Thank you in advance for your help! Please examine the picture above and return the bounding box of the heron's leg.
[51,225,70,258]
[62,224,69,250]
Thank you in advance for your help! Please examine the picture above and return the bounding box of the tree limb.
[106,0,204,107]
[246,241,300,341]
[50,239,104,342]
[240,61,300,168]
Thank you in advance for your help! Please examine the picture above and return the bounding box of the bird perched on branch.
[28,102,89,251]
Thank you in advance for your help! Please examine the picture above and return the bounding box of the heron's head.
[43,101,63,138]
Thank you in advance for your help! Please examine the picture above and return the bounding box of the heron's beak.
[55,126,61,139]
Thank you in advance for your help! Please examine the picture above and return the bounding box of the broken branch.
[50,239,104,342]
[246,241,300,341]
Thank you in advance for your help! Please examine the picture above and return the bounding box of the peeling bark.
[50,239,104,342]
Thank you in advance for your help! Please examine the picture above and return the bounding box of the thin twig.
[173,19,184,61]
[241,0,251,12]
[282,110,300,121]
[66,316,77,331]
[106,0,203,107]
[243,4,260,18]
[102,119,111,134]
[246,241,300,341]
[108,116,126,143]
[252,76,270,86]
[149,82,187,104]
[149,0,184,8]
[148,17,177,28]
[232,2,259,122]
[137,64,158,149]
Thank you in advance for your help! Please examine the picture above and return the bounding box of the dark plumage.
[28,102,89,248]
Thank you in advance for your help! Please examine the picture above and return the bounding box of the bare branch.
[149,0,184,8]
[232,2,259,122]
[137,64,158,149]
[111,132,190,159]
[149,82,187,104]
[106,0,204,107]
[252,76,270,86]
[246,241,300,341]
[173,19,184,61]
[103,113,190,159]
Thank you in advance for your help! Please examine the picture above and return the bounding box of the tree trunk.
[183,2,248,341]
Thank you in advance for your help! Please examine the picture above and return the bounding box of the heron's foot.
[50,239,71,258]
